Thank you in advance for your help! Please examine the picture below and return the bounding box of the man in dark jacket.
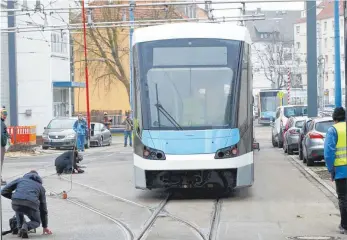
[55,150,84,174]
[1,107,10,185]
[1,170,52,238]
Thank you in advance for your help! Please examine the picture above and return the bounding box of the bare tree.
[252,33,294,89]
[72,0,182,101]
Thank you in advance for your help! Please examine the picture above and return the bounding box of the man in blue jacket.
[73,114,88,152]
[324,107,347,234]
[1,170,52,238]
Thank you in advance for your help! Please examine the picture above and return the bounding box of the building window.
[296,26,300,34]
[260,34,264,38]
[324,38,327,48]
[332,20,335,30]
[22,0,28,9]
[342,54,345,61]
[324,21,327,31]
[51,32,68,54]
[296,42,300,49]
[325,55,328,64]
[326,73,328,81]
[342,71,345,78]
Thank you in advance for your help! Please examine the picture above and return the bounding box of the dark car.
[302,117,333,166]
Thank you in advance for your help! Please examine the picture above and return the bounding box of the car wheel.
[307,157,314,166]
[299,148,303,160]
[288,146,293,155]
[272,134,278,147]
[107,135,112,146]
[42,146,49,150]
[284,144,287,153]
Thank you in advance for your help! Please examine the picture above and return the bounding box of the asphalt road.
[0,125,343,240]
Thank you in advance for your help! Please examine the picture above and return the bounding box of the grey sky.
[209,2,304,18]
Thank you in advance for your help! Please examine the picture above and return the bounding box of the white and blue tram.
[131,22,254,191]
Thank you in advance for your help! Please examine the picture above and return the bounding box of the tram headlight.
[143,146,166,160]
[214,145,238,159]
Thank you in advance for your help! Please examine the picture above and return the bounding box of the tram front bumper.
[133,152,254,189]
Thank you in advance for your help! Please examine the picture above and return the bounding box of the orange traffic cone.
[62,191,67,199]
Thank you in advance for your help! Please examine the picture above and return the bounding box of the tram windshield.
[136,38,242,130]
[147,68,234,129]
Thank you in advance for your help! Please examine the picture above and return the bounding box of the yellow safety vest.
[334,122,347,167]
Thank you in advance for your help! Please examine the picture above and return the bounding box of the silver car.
[42,117,90,150]
[283,116,307,155]
[302,117,333,166]
[90,122,112,147]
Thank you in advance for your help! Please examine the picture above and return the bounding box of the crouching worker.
[55,149,84,175]
[1,170,52,238]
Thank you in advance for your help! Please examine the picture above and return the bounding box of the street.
[1,126,343,240]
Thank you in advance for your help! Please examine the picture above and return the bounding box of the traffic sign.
[277,91,284,98]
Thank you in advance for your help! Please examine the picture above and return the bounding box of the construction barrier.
[7,126,37,145]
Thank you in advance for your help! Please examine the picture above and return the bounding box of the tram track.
[56,176,223,240]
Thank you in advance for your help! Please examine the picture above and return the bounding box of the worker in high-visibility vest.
[324,107,347,234]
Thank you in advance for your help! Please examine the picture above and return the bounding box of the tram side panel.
[235,43,254,188]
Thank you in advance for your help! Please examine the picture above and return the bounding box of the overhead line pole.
[334,0,342,107]
[81,0,91,130]
[129,0,134,116]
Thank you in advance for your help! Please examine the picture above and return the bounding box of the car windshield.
[315,121,334,133]
[47,119,76,129]
[295,120,304,128]
[284,106,307,118]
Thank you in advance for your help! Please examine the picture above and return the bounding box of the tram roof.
[132,22,252,46]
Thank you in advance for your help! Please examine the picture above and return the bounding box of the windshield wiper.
[154,83,183,130]
[154,103,183,130]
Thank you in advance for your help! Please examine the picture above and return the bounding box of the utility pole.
[334,0,342,107]
[129,1,134,116]
[81,0,91,128]
[7,0,18,126]
[306,1,318,117]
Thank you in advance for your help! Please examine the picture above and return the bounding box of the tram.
[131,22,254,192]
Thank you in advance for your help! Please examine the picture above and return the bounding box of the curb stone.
[288,155,338,198]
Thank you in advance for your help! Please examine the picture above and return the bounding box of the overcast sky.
[208,2,304,19]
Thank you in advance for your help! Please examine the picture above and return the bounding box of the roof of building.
[245,9,301,42]
[295,0,344,24]
[132,22,252,45]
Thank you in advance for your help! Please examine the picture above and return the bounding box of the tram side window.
[238,44,249,126]
[133,50,142,135]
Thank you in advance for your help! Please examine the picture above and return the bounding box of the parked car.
[283,116,307,155]
[90,122,112,147]
[42,117,90,150]
[299,118,315,160]
[271,105,308,148]
[302,117,333,166]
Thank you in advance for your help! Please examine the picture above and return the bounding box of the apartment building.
[0,0,83,135]
[294,0,344,105]
[245,9,301,92]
